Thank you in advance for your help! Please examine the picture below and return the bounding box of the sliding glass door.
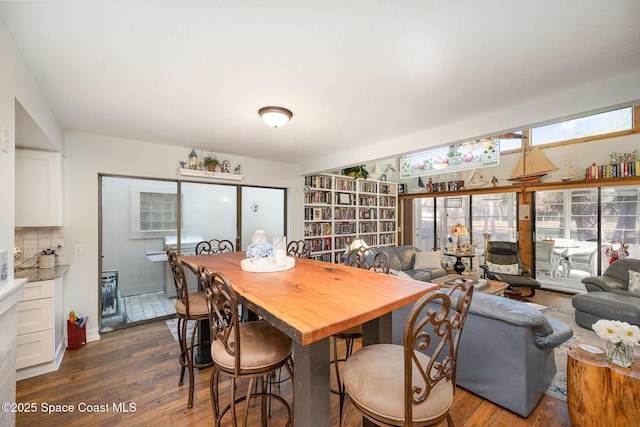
[535,188,599,293]
[100,176,286,333]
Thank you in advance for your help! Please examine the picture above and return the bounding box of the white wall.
[63,131,304,341]
[301,68,640,175]
[0,19,63,283]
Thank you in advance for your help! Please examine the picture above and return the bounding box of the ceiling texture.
[2,1,640,171]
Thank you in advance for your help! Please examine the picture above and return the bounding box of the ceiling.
[2,1,640,170]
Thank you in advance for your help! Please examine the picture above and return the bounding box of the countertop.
[14,265,70,282]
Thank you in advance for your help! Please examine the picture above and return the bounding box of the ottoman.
[572,291,640,329]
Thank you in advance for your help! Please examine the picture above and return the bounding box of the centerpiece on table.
[240,236,295,272]
[592,319,640,368]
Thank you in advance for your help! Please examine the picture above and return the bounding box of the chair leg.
[332,335,358,418]
[177,317,187,387]
[186,319,198,408]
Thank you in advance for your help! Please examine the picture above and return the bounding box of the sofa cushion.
[379,247,404,271]
[629,270,640,295]
[394,246,420,270]
[414,250,443,270]
[405,269,433,282]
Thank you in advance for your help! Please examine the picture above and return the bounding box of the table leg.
[293,338,331,427]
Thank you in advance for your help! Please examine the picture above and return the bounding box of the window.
[139,192,177,231]
[531,107,633,146]
[130,182,178,239]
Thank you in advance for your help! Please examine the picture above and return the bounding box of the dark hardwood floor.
[16,290,572,426]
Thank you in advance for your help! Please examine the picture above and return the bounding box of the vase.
[605,340,633,368]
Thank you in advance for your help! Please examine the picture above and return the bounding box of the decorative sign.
[400,139,500,178]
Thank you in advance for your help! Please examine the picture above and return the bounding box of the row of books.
[585,161,640,180]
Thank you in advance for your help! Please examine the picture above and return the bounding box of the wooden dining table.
[181,251,437,427]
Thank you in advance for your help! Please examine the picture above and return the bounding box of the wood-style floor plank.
[16,291,572,426]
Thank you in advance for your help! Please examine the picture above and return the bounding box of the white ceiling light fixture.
[258,106,293,128]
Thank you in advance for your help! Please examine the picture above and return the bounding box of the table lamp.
[450,224,469,252]
[347,238,370,253]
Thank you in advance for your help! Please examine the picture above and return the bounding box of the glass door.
[534,188,599,293]
[240,186,286,249]
[100,176,178,332]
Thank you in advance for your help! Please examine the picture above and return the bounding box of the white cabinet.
[16,277,65,378]
[15,148,63,227]
[303,174,398,263]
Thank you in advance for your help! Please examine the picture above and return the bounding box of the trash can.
[68,319,86,350]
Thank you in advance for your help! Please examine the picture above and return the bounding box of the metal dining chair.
[199,266,294,426]
[342,281,474,426]
[331,247,390,418]
[166,251,213,409]
[286,239,311,259]
[195,239,235,254]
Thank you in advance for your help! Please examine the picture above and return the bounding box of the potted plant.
[203,156,219,172]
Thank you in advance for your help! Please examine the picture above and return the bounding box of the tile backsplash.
[14,227,65,268]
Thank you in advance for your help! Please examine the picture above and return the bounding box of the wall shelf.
[177,168,244,181]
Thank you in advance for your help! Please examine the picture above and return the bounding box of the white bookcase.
[303,174,398,263]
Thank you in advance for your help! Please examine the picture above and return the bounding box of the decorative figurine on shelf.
[179,161,186,168]
[221,160,231,173]
[234,164,242,174]
[491,176,498,187]
[427,177,433,192]
[188,149,198,170]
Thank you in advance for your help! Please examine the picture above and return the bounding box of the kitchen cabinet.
[15,148,63,227]
[16,277,65,380]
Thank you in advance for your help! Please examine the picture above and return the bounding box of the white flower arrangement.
[592,319,640,346]
[592,319,640,368]
[246,241,275,259]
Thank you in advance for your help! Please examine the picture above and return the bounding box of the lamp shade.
[346,238,369,253]
[450,224,468,252]
[450,224,469,236]
[259,106,293,128]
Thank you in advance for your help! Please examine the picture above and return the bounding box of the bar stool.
[167,251,213,409]
[199,266,294,426]
[331,248,390,417]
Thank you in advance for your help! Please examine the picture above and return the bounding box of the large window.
[531,107,634,146]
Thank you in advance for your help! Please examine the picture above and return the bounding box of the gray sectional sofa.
[392,290,573,417]
[377,245,447,282]
[573,258,640,328]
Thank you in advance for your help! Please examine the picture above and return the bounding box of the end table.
[567,344,640,427]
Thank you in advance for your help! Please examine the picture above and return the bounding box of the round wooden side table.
[567,343,640,427]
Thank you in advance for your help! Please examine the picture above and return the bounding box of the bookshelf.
[303,174,398,263]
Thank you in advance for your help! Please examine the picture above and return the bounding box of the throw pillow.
[629,270,640,294]
[414,251,442,270]
[486,261,519,275]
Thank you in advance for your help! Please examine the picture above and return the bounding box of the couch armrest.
[581,276,628,292]
[534,317,573,348]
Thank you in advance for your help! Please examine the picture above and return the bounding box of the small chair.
[167,251,213,409]
[481,241,541,300]
[567,247,598,276]
[342,280,474,426]
[535,240,562,277]
[199,266,294,426]
[195,239,235,255]
[286,240,311,259]
[332,248,390,417]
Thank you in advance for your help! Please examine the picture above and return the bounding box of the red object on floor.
[67,320,86,350]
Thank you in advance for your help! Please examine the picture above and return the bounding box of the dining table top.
[181,251,437,346]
